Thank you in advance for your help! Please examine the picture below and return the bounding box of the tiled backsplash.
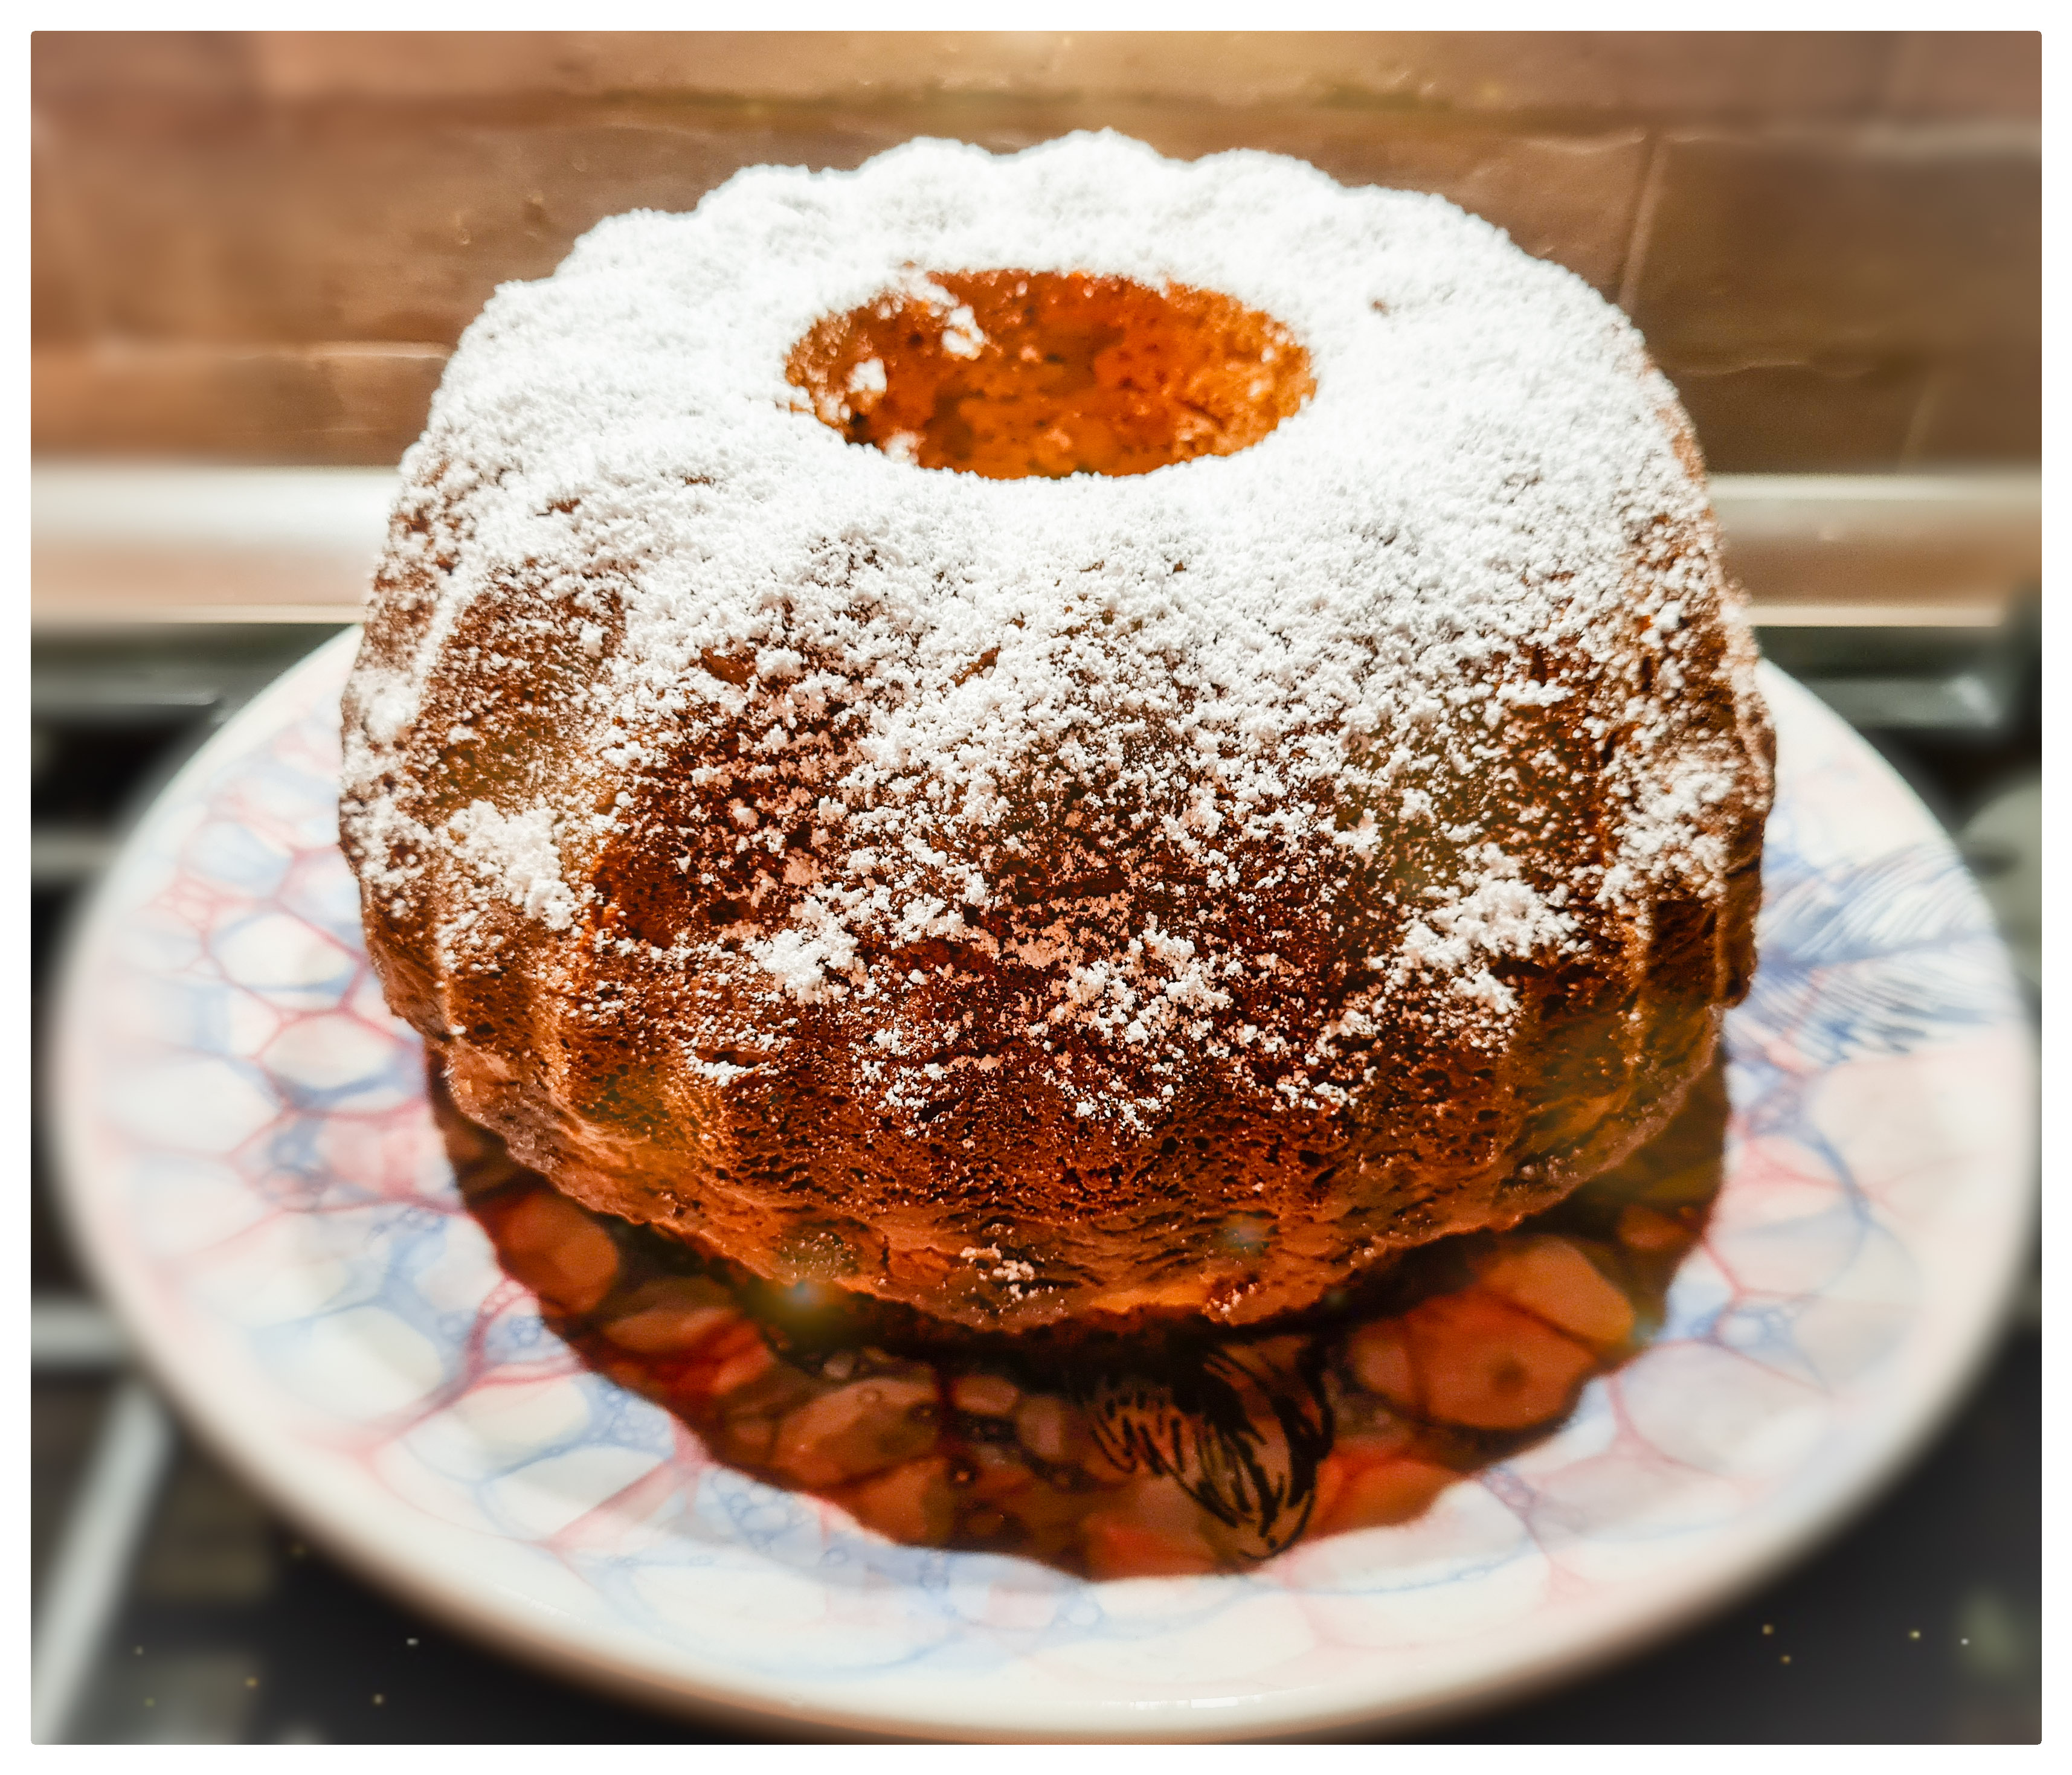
[33,31,2038,469]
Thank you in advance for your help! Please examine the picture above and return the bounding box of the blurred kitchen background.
[31,31,2039,1744]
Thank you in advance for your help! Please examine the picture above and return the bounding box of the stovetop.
[30,473,2040,1743]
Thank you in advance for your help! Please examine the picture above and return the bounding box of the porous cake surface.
[341,132,1772,1330]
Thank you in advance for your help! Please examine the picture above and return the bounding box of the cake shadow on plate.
[433,1057,1726,1581]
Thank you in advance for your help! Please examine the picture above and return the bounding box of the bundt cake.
[340,132,1772,1335]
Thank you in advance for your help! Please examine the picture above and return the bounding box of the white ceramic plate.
[57,631,2032,1741]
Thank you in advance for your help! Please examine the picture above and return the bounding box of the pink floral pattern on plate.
[58,632,2032,1740]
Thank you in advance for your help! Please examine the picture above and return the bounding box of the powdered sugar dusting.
[342,132,1771,1144]
[446,800,577,932]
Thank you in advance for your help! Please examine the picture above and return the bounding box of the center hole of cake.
[787,271,1314,480]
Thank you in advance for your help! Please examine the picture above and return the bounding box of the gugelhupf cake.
[340,132,1772,1334]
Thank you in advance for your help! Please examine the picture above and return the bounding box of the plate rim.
[53,631,2038,1742]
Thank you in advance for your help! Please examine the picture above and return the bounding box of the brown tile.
[1128,115,1650,295]
[1907,346,2041,464]
[236,31,1897,118]
[1884,33,2041,120]
[1658,357,1928,473]
[32,30,259,100]
[41,77,2035,475]
[1337,33,1894,119]
[33,104,947,345]
[31,132,91,344]
[33,342,447,464]
[1627,130,2040,364]
[34,97,1653,345]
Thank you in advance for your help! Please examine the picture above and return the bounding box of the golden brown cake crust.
[339,136,1772,1332]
